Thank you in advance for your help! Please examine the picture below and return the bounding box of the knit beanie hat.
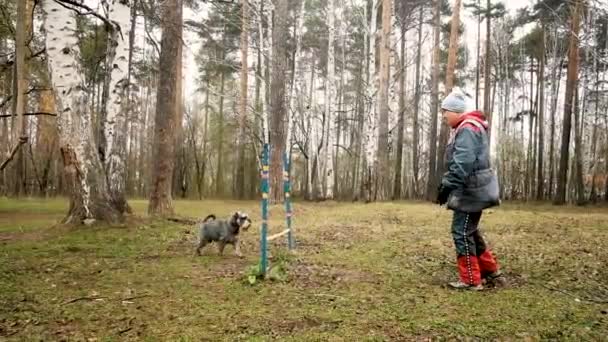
[441,90,467,114]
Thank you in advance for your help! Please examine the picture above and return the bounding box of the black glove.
[436,184,454,206]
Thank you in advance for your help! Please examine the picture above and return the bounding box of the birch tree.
[41,0,121,223]
[102,0,132,213]
[322,0,337,199]
[363,0,379,202]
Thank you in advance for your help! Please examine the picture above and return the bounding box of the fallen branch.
[0,137,28,171]
[62,295,107,305]
[118,327,133,335]
[121,294,150,301]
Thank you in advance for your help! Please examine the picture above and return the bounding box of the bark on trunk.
[555,0,581,205]
[536,26,545,200]
[393,22,406,200]
[270,0,288,203]
[412,6,423,198]
[322,0,336,199]
[12,0,32,197]
[363,0,379,203]
[236,0,249,199]
[426,0,441,201]
[42,0,121,224]
[148,0,182,216]
[436,0,462,190]
[103,0,132,213]
[375,0,392,200]
[483,0,492,141]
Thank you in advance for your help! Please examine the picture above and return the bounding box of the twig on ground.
[62,296,107,305]
[167,217,198,225]
[121,294,150,301]
[118,327,132,334]
[312,293,346,300]
[539,283,608,304]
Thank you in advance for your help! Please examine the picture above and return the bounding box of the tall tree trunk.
[393,22,406,200]
[375,0,392,200]
[526,57,534,199]
[216,65,226,196]
[483,0,492,141]
[323,0,336,199]
[42,0,121,223]
[555,0,581,205]
[202,79,210,198]
[125,0,137,197]
[36,90,58,197]
[363,0,378,203]
[12,0,32,197]
[436,0,462,190]
[103,0,132,213]
[536,26,545,200]
[426,0,441,201]
[589,55,600,202]
[148,0,182,216]
[573,88,585,205]
[270,0,288,203]
[236,0,249,200]
[548,37,562,198]
[411,6,423,198]
[475,0,481,108]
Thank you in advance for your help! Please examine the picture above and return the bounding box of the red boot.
[449,255,483,290]
[478,250,499,275]
[478,250,507,287]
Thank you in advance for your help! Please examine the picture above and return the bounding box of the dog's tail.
[202,214,216,223]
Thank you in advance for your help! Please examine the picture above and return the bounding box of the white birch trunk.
[323,0,336,199]
[42,0,119,223]
[103,0,132,212]
[306,63,316,199]
[363,0,379,201]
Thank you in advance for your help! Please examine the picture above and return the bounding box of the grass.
[1,197,607,340]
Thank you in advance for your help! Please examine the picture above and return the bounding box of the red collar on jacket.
[452,111,489,131]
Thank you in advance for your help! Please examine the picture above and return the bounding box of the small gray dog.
[195,211,252,258]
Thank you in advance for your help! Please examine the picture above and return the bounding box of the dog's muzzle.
[241,218,252,230]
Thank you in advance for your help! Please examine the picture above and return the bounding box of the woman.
[437,90,506,291]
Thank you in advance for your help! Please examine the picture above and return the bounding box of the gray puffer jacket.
[442,111,500,212]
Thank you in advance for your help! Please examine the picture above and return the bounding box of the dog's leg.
[234,238,243,258]
[217,241,226,255]
[195,239,208,256]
